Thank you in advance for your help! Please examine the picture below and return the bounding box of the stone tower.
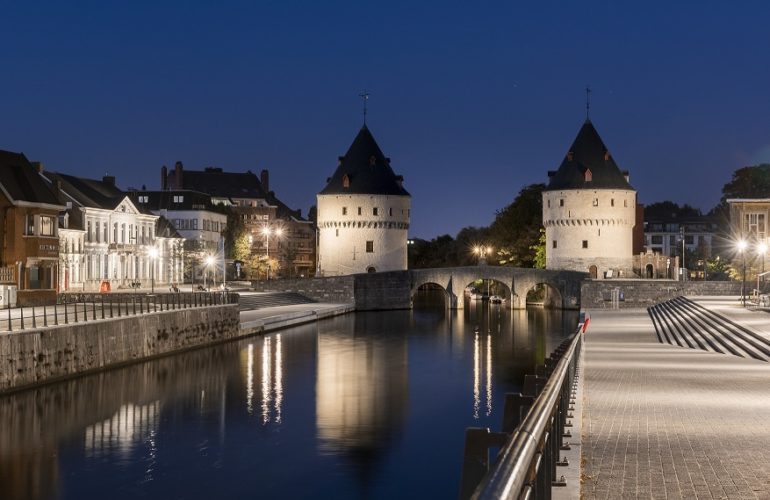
[542,120,637,278]
[317,125,411,276]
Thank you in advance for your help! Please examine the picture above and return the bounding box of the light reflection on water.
[0,300,576,500]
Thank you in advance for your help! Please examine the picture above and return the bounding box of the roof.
[545,120,634,191]
[46,172,136,211]
[127,189,219,212]
[172,168,306,220]
[319,125,410,196]
[156,215,183,239]
[0,150,63,206]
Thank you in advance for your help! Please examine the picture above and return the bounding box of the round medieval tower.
[542,120,637,278]
[317,125,411,276]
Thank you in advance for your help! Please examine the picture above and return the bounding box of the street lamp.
[473,245,493,266]
[738,239,747,306]
[205,255,215,289]
[148,247,158,293]
[262,226,284,280]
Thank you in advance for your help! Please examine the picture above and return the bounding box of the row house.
[162,162,315,278]
[42,172,183,292]
[0,151,66,305]
[127,188,227,282]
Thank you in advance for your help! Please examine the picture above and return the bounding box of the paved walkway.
[239,302,354,335]
[582,305,770,499]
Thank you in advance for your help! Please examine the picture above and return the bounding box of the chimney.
[32,162,44,173]
[103,175,116,186]
[260,169,269,192]
[161,165,168,190]
[174,161,183,189]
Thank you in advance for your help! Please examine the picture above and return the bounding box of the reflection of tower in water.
[472,303,495,419]
[315,314,409,458]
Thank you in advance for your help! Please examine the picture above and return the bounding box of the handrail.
[472,328,583,499]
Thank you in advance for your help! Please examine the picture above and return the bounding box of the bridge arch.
[411,282,450,308]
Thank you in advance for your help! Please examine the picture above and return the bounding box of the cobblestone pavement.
[582,308,770,499]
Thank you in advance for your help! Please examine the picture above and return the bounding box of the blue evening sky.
[2,1,770,238]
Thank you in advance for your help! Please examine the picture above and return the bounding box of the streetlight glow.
[738,239,747,252]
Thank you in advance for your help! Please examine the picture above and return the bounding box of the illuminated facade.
[317,125,411,275]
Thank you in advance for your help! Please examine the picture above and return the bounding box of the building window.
[366,241,374,253]
[335,229,339,237]
[547,199,551,208]
[40,216,55,237]
[669,235,676,246]
[342,207,347,216]
[559,199,564,207]
[745,213,766,240]
[552,240,557,249]
[342,174,350,188]
[104,224,108,243]
[87,221,92,242]
[611,199,615,207]
[358,207,362,215]
[651,235,663,244]
[624,199,628,208]
[582,240,588,249]
[24,214,35,236]
[113,223,118,243]
[389,207,393,216]
[685,235,694,245]
[138,195,148,203]
[592,198,599,207]
[173,195,184,203]
[95,221,100,243]
[373,207,378,216]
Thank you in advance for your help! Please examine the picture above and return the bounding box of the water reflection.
[84,401,160,459]
[316,314,408,455]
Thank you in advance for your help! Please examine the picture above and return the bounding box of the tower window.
[552,240,557,249]
[611,199,615,207]
[559,199,564,207]
[547,199,551,208]
[373,207,379,216]
[592,198,599,206]
[342,207,347,215]
[389,207,393,216]
[624,199,628,207]
[582,240,588,248]
[366,241,374,253]
[584,169,592,182]
[342,174,350,188]
[358,207,362,215]
[335,229,339,237]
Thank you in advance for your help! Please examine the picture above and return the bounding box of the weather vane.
[359,90,370,125]
[585,85,591,120]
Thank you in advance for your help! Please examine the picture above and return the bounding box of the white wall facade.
[543,188,636,277]
[317,194,410,276]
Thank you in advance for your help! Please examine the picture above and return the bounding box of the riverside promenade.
[582,298,770,499]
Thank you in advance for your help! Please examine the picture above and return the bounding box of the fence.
[459,326,583,499]
[0,292,239,333]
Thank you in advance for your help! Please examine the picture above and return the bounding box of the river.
[0,300,577,500]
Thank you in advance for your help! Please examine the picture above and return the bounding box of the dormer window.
[604,151,610,161]
[342,174,350,188]
[369,156,376,167]
[567,152,574,161]
[584,169,593,182]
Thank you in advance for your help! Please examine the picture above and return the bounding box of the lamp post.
[758,242,767,294]
[149,247,158,293]
[262,226,284,280]
[205,255,215,290]
[473,245,493,266]
[738,239,747,306]
[680,226,686,281]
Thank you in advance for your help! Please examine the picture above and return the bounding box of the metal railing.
[0,292,239,333]
[459,327,583,500]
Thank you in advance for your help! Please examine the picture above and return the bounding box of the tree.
[221,208,249,261]
[644,201,701,219]
[488,183,545,268]
[530,228,546,269]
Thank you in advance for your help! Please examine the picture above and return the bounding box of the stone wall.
[251,276,355,303]
[0,304,240,393]
[581,280,743,309]
[354,271,412,310]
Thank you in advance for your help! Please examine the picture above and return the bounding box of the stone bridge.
[253,266,588,310]
[410,266,587,309]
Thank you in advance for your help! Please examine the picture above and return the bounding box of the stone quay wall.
[0,305,240,393]
[250,273,412,311]
[251,276,355,303]
[581,280,743,309]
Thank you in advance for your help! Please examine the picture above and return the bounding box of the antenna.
[585,85,591,121]
[359,90,370,125]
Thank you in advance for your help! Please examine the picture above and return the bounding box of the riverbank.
[239,302,356,335]
[581,302,770,498]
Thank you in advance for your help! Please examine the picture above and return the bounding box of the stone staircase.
[648,296,770,362]
[238,292,316,311]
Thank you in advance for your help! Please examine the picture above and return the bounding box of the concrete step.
[238,292,315,311]
[648,296,770,362]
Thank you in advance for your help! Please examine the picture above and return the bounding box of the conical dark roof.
[545,120,634,191]
[319,125,410,196]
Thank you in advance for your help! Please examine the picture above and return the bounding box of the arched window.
[342,174,350,188]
